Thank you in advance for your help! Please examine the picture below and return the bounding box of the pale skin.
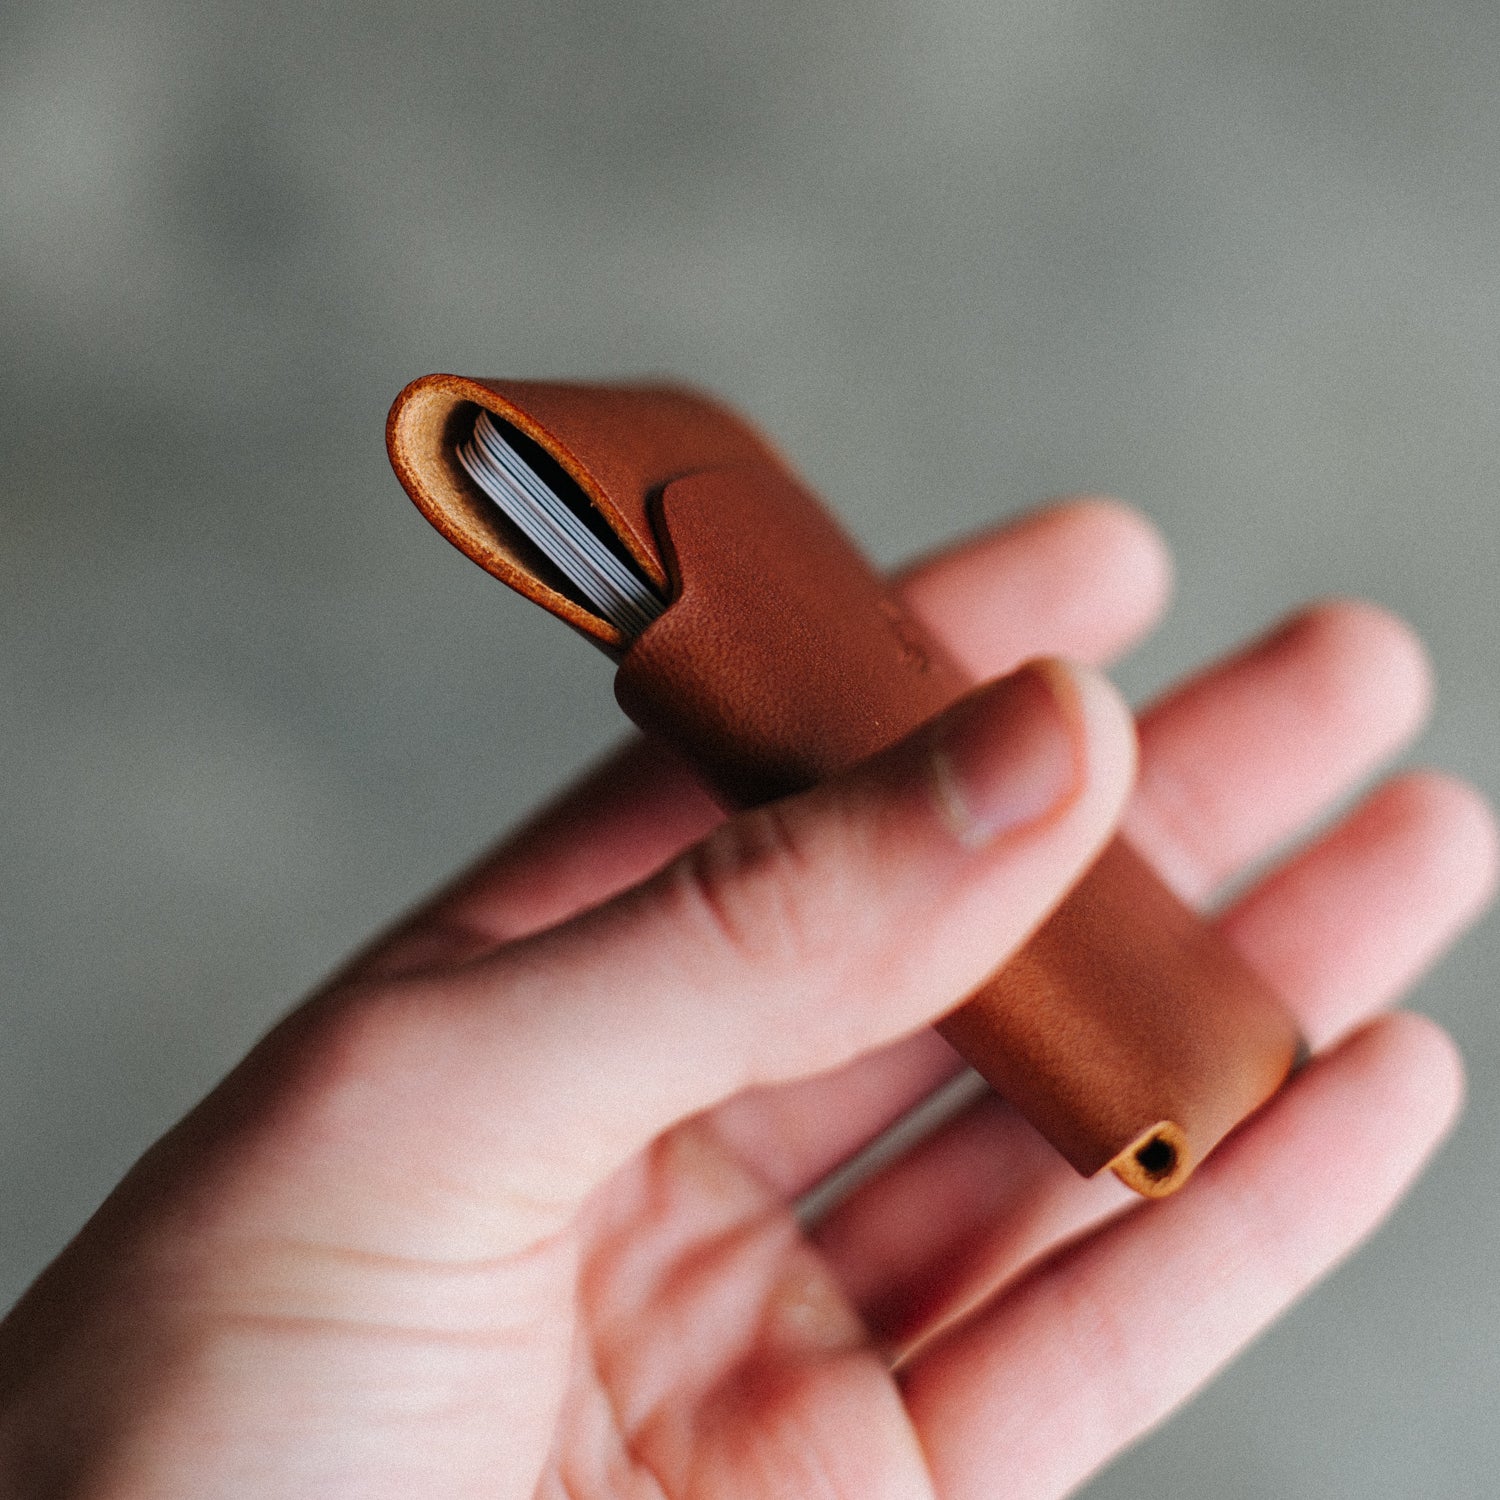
[0,499,1494,1499]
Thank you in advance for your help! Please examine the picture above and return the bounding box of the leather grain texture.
[617,463,964,804]
[387,372,1305,1196]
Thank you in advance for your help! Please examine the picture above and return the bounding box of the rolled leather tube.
[386,372,1305,1196]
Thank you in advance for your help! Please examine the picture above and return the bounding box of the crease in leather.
[386,373,1304,1195]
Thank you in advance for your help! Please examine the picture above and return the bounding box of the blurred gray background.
[2,0,1497,1493]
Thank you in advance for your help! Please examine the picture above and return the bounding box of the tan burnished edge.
[388,374,651,653]
[1107,1120,1191,1198]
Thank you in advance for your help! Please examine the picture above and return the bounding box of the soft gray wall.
[2,0,1497,1493]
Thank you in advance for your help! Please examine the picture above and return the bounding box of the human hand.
[0,500,1491,1499]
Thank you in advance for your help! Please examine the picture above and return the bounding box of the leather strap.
[387,373,1305,1196]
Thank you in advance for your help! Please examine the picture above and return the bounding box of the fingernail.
[929,662,1083,847]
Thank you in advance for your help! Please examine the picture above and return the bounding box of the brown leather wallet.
[386,373,1304,1197]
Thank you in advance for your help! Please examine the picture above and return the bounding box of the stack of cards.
[457,409,665,637]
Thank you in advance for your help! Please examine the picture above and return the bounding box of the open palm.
[0,499,1490,1499]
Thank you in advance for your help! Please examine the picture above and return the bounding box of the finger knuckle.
[669,799,855,976]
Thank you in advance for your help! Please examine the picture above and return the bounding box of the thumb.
[201,659,1137,1261]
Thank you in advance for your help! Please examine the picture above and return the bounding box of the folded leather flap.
[386,374,776,650]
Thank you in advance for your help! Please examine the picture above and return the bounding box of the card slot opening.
[390,375,695,651]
